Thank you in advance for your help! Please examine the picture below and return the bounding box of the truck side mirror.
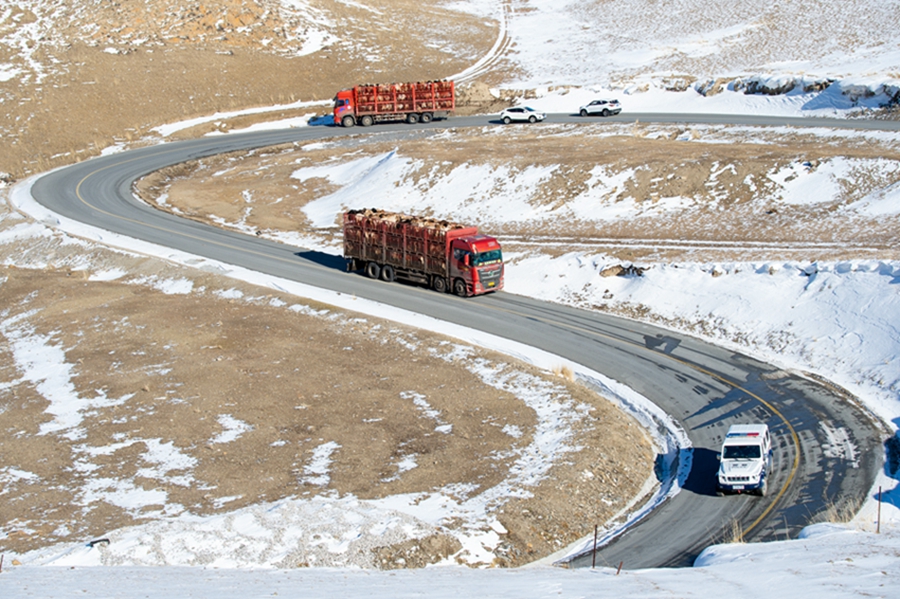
[716,452,721,461]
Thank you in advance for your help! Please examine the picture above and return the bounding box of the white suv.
[579,99,622,117]
[716,424,773,496]
[500,106,546,124]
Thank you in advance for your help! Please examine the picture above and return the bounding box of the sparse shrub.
[552,364,575,382]
[726,518,744,544]
[631,121,647,138]
[823,497,862,524]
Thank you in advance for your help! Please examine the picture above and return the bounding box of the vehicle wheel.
[432,276,447,293]
[453,279,468,297]
[420,113,433,123]
[715,490,725,497]
[758,479,768,497]
[528,115,537,123]
[341,115,355,128]
[580,109,588,117]
[502,116,511,124]
[406,113,419,124]
[380,264,395,282]
[602,109,610,117]
[361,115,374,127]
[365,262,381,279]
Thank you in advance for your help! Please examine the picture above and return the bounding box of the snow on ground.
[457,0,900,115]
[4,0,900,596]
[7,173,692,570]
[151,99,328,137]
[0,0,340,88]
[8,124,900,596]
[3,525,899,598]
[293,131,900,231]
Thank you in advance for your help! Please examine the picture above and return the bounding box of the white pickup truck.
[715,424,773,496]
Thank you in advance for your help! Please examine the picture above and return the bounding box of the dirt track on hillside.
[0,0,499,180]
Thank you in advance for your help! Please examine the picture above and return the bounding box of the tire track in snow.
[451,0,514,85]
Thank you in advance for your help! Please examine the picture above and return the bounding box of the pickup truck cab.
[716,424,773,496]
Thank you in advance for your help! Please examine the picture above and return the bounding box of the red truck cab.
[333,90,355,127]
[450,234,504,295]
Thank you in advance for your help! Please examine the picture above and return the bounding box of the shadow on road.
[879,423,900,511]
[645,333,681,354]
[682,447,721,497]
[308,115,336,127]
[295,250,346,270]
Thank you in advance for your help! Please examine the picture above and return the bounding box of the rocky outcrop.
[600,264,647,277]
[694,75,836,97]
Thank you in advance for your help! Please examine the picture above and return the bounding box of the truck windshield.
[723,445,761,460]
[472,249,502,266]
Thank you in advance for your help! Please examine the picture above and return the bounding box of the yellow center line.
[76,145,799,541]
[74,150,308,268]
[482,300,801,538]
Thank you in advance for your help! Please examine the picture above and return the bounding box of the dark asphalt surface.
[25,112,889,569]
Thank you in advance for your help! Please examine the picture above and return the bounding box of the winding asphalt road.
[24,113,890,569]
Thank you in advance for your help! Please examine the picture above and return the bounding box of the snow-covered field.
[4,0,900,596]
[2,524,899,598]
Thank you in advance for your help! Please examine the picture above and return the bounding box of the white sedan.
[579,99,622,117]
[499,106,546,124]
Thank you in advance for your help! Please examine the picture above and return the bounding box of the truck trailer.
[333,81,455,127]
[342,209,503,297]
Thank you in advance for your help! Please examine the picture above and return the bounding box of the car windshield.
[472,249,502,266]
[723,445,761,460]
[524,107,537,111]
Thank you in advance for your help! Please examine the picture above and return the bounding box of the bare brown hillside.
[135,123,900,264]
[0,1,665,569]
[3,0,899,573]
[0,0,497,179]
[0,193,654,567]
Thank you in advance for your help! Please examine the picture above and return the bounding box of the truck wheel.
[420,113,432,123]
[432,276,447,293]
[406,113,419,124]
[366,262,381,279]
[341,115,355,128]
[380,265,395,282]
[361,115,374,127]
[453,279,468,297]
[758,479,768,497]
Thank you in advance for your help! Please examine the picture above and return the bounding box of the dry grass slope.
[0,0,496,179]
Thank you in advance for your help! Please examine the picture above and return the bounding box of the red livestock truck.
[343,209,503,297]
[332,81,455,127]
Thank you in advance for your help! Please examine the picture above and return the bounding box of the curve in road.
[20,113,888,569]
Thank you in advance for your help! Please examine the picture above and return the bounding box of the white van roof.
[725,424,768,439]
